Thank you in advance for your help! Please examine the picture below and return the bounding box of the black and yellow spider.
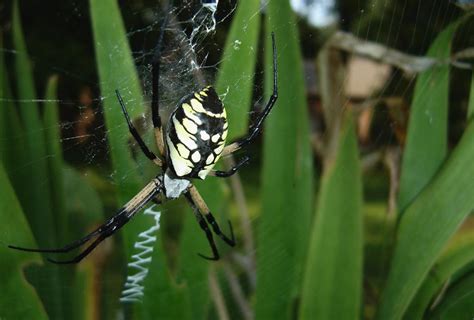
[9,29,278,264]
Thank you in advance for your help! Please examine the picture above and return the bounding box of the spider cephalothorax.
[9,25,278,264]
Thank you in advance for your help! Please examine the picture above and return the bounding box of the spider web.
[1,0,473,318]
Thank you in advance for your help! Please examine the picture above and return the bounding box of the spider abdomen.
[166,86,228,179]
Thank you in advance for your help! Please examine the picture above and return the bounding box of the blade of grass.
[12,0,55,248]
[397,19,462,213]
[215,0,260,140]
[11,4,65,319]
[406,58,474,319]
[0,31,4,155]
[299,114,363,319]
[428,272,474,319]
[90,1,182,316]
[140,227,190,320]
[90,0,155,260]
[214,0,261,290]
[175,180,225,319]
[43,75,78,319]
[0,163,48,320]
[62,166,105,319]
[0,49,25,175]
[468,70,474,120]
[43,75,67,244]
[405,234,474,319]
[255,1,314,318]
[377,119,474,319]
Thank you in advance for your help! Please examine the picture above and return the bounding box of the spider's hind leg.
[185,185,236,261]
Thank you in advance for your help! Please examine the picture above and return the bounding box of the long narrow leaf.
[62,166,105,319]
[0,163,48,320]
[299,114,362,319]
[215,0,260,139]
[12,0,55,248]
[377,119,474,319]
[397,20,461,212]
[428,272,474,318]
[405,234,474,319]
[43,75,67,244]
[141,229,190,319]
[175,180,223,319]
[0,46,25,174]
[468,71,474,120]
[43,75,77,319]
[11,4,64,319]
[90,1,184,317]
[0,31,4,156]
[90,0,153,259]
[256,1,314,318]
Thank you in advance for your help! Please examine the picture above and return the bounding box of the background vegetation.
[1,0,474,319]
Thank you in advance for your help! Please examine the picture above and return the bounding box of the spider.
[9,28,278,264]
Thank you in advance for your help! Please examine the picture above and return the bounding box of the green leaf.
[72,263,95,320]
[176,193,212,318]
[0,40,25,174]
[62,166,105,319]
[173,178,231,319]
[141,227,190,320]
[12,0,55,248]
[299,114,363,319]
[62,166,104,228]
[468,70,474,120]
[377,120,474,320]
[0,163,48,320]
[43,75,67,243]
[0,31,4,154]
[428,272,474,319]
[42,75,77,320]
[215,0,260,140]
[405,234,474,319]
[255,1,314,318]
[11,4,66,319]
[397,19,462,213]
[90,0,154,259]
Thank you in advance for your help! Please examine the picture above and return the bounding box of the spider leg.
[8,208,131,254]
[48,233,108,264]
[116,90,162,166]
[209,156,250,178]
[184,191,220,260]
[9,225,104,253]
[150,15,169,156]
[222,33,278,157]
[196,213,220,261]
[186,185,236,256]
[9,179,162,264]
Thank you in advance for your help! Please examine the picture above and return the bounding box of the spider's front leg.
[222,32,278,157]
[9,179,162,264]
[150,15,168,157]
[116,90,162,167]
[185,185,235,260]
